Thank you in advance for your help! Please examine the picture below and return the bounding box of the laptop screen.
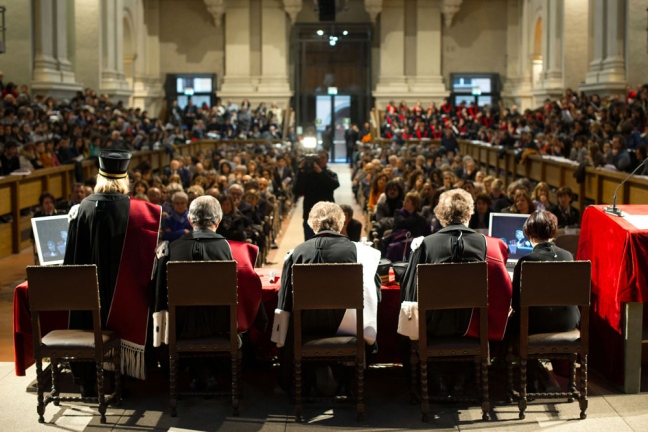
[488,213,533,263]
[31,214,70,266]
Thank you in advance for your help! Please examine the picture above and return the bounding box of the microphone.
[605,158,647,217]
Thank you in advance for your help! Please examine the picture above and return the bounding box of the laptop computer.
[31,214,70,266]
[488,213,534,271]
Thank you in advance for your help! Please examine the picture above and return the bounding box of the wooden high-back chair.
[508,261,591,420]
[415,261,490,422]
[292,263,365,422]
[167,260,240,417]
[27,265,121,424]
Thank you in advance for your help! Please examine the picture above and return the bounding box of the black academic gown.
[511,242,580,335]
[155,229,233,339]
[277,231,356,336]
[64,193,130,329]
[400,224,487,337]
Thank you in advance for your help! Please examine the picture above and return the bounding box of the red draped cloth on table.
[14,240,263,376]
[578,205,648,385]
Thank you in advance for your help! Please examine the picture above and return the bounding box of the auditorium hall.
[0,0,647,431]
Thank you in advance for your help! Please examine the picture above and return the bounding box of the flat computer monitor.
[31,214,70,266]
[488,213,533,263]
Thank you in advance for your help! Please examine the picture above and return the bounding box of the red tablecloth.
[578,205,648,385]
[250,268,404,364]
[13,281,68,376]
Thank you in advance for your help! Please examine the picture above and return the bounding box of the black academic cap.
[98,150,131,179]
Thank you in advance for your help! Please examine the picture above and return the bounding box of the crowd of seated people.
[0,78,299,264]
[353,91,620,259]
[380,85,648,175]
[0,74,289,177]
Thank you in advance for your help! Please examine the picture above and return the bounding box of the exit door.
[315,94,351,162]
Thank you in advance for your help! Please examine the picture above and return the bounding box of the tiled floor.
[0,163,646,431]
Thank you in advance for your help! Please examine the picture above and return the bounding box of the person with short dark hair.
[611,134,631,172]
[469,193,492,230]
[510,210,579,335]
[551,187,580,228]
[340,204,362,241]
[293,150,340,240]
[0,140,19,174]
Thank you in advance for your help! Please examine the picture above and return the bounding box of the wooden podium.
[578,205,648,393]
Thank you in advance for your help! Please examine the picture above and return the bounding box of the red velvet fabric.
[13,282,67,376]
[578,205,648,332]
[465,236,513,341]
[107,199,161,350]
[227,240,263,332]
[578,205,648,386]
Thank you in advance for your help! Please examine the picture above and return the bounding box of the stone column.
[100,0,131,97]
[408,0,447,100]
[132,0,164,113]
[501,0,533,110]
[32,0,60,83]
[374,0,408,106]
[220,0,255,98]
[598,0,625,85]
[541,0,563,91]
[32,0,82,98]
[256,0,292,106]
[584,0,605,85]
[580,0,626,95]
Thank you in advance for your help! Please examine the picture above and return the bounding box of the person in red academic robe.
[65,150,161,394]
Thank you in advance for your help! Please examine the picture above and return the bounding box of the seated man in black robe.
[153,195,233,390]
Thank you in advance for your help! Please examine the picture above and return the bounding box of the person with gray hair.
[273,201,381,393]
[153,194,233,390]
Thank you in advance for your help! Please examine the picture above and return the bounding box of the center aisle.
[268,162,364,266]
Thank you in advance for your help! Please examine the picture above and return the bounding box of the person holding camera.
[293,150,340,240]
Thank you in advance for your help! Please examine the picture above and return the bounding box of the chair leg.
[36,358,45,423]
[420,358,429,423]
[410,342,419,405]
[113,351,122,406]
[568,353,577,403]
[481,357,490,421]
[231,353,240,417]
[579,354,588,419]
[506,345,514,404]
[356,356,365,422]
[294,358,303,422]
[170,354,178,417]
[474,357,481,401]
[51,359,60,406]
[97,361,107,424]
[518,357,527,420]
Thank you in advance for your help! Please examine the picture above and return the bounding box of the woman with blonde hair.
[530,182,552,211]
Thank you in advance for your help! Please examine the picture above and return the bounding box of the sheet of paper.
[622,214,648,230]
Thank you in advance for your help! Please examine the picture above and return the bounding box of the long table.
[250,268,403,364]
[578,205,648,393]
[14,269,404,375]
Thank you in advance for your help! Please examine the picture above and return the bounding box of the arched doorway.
[531,18,543,89]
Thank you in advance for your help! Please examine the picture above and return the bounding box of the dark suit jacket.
[346,218,363,242]
[511,242,580,335]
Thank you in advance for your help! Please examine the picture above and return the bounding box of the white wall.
[441,0,508,85]
[2,0,32,86]
[158,0,224,82]
[626,0,648,88]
